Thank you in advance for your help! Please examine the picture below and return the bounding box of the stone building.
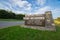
[23,11,56,31]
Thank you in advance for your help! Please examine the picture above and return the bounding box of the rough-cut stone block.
[23,11,56,31]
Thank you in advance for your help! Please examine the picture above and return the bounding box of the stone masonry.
[23,11,56,31]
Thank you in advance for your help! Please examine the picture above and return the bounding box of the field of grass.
[0,25,60,40]
[0,19,23,21]
[54,20,60,25]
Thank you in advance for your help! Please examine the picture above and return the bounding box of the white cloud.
[11,0,32,10]
[4,2,12,10]
[12,10,24,14]
[52,8,60,19]
[34,6,51,14]
[0,0,32,14]
[37,0,46,6]
[52,8,60,13]
[0,3,10,10]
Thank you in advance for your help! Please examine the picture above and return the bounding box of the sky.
[0,0,60,19]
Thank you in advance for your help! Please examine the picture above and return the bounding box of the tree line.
[0,9,25,20]
[55,17,60,21]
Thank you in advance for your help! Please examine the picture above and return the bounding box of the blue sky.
[0,0,60,19]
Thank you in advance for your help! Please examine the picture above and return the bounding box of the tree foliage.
[57,17,60,21]
[0,9,25,20]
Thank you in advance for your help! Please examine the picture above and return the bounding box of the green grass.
[0,19,23,21]
[0,25,60,40]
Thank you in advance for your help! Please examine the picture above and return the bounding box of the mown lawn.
[0,25,60,40]
[0,19,23,21]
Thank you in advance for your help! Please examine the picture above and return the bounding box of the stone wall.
[24,14,45,26]
[45,11,55,28]
[23,11,55,31]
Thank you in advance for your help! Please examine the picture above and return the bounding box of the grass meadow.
[0,25,60,40]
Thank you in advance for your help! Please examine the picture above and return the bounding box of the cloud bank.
[0,0,60,18]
